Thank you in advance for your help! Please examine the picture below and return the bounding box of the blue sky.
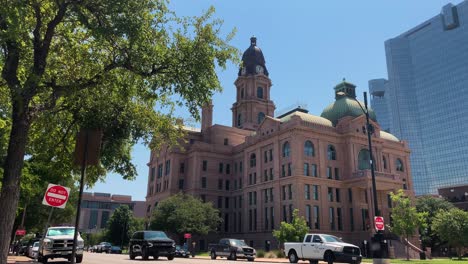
[88,0,462,200]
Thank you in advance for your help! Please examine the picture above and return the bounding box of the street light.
[337,91,385,262]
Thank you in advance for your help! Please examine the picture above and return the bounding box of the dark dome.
[238,37,269,76]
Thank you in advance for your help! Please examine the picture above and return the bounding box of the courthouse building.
[146,37,414,250]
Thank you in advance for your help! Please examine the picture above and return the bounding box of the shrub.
[264,251,277,258]
[273,249,285,258]
[256,250,265,258]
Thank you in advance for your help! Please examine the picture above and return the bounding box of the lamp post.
[338,91,385,262]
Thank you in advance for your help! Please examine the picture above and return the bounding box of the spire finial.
[250,36,257,46]
[342,77,346,82]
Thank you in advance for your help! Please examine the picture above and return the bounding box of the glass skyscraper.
[370,1,468,195]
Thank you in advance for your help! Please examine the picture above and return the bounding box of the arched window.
[358,149,371,170]
[304,140,315,156]
[327,145,336,160]
[282,142,291,157]
[250,153,256,168]
[241,88,244,99]
[383,156,387,170]
[396,158,404,172]
[237,114,242,127]
[257,87,264,98]
[257,112,265,124]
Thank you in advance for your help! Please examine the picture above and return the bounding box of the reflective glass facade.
[370,2,468,194]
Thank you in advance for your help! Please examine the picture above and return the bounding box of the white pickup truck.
[284,234,361,264]
[38,226,84,263]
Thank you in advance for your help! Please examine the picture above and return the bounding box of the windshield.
[322,235,343,243]
[47,228,75,237]
[33,242,39,247]
[230,239,248,247]
[144,231,168,240]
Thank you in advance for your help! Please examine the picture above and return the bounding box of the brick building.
[146,37,415,251]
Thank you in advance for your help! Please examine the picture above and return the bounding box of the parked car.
[174,245,190,258]
[96,242,112,253]
[28,241,40,259]
[284,233,362,264]
[129,230,175,260]
[110,246,122,254]
[209,238,255,261]
[38,226,84,263]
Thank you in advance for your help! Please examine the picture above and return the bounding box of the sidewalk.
[7,254,34,264]
[195,255,302,263]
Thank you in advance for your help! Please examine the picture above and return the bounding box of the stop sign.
[374,216,385,231]
[42,184,70,209]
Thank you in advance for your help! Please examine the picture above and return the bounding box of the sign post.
[374,216,385,231]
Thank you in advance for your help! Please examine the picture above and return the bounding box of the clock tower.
[232,37,275,130]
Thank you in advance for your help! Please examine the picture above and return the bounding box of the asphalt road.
[39,252,300,264]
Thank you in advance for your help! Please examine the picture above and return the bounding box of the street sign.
[184,233,191,239]
[42,184,70,209]
[374,216,385,231]
[15,230,26,236]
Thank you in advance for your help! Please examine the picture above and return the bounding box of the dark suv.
[129,231,175,260]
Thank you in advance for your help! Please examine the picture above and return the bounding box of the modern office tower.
[370,1,468,195]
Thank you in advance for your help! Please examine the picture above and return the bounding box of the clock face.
[256,65,264,74]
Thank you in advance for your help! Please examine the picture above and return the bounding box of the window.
[101,211,109,228]
[348,188,353,203]
[306,205,312,229]
[282,142,290,157]
[270,207,275,229]
[158,164,163,178]
[218,196,222,208]
[264,151,268,163]
[264,169,268,182]
[329,207,335,230]
[337,208,343,231]
[179,163,185,173]
[237,114,242,127]
[281,164,286,177]
[387,194,392,208]
[239,161,243,172]
[226,180,230,191]
[250,153,256,168]
[288,184,293,200]
[257,87,264,98]
[269,168,274,180]
[282,186,286,201]
[327,145,336,160]
[218,179,223,190]
[396,158,404,171]
[313,185,319,200]
[383,156,387,170]
[264,207,269,230]
[241,88,244,98]
[249,174,252,185]
[311,164,318,177]
[304,163,310,176]
[201,195,206,203]
[202,160,207,171]
[202,177,207,188]
[219,163,224,173]
[224,138,228,145]
[289,205,294,223]
[287,163,292,176]
[253,173,257,184]
[304,140,315,156]
[327,167,332,179]
[269,149,273,161]
[328,187,333,202]
[313,206,320,229]
[226,164,230,174]
[358,149,371,170]
[336,189,341,202]
[350,208,354,231]
[258,112,265,124]
[150,167,155,182]
[178,179,184,190]
[165,160,171,175]
[305,184,311,200]
[361,208,369,230]
[334,168,340,180]
[225,197,229,208]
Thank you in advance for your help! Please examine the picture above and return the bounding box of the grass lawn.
[362,258,467,264]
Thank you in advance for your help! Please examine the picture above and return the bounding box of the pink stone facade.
[145,39,415,251]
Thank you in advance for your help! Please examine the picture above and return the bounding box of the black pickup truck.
[129,231,175,260]
[209,238,256,261]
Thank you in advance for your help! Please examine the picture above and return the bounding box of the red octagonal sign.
[374,216,385,231]
[42,184,70,209]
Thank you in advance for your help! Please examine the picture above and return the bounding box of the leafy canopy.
[150,193,221,238]
[105,205,144,247]
[273,209,309,247]
[432,208,468,259]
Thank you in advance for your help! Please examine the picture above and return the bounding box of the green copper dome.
[320,79,377,126]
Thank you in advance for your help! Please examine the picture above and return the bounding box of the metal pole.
[363,92,379,217]
[71,131,88,264]
[40,207,54,258]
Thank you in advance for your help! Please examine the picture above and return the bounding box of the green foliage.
[150,193,221,241]
[273,249,285,258]
[416,195,454,249]
[86,231,106,247]
[432,208,468,259]
[390,189,428,260]
[272,209,308,248]
[105,205,144,247]
[256,249,265,258]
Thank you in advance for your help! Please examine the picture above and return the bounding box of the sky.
[88,0,463,201]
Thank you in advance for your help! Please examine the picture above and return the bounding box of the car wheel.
[167,254,174,260]
[247,258,255,262]
[288,250,298,263]
[141,247,149,260]
[229,251,237,261]
[153,255,159,260]
[210,251,217,260]
[40,256,48,264]
[76,255,83,263]
[324,251,334,264]
[129,249,136,260]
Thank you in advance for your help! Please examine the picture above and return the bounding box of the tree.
[105,205,144,247]
[389,189,427,260]
[273,209,308,248]
[415,195,453,251]
[0,1,237,262]
[432,208,468,259]
[150,193,221,243]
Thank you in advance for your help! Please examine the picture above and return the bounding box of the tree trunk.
[0,102,31,264]
[406,235,410,261]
